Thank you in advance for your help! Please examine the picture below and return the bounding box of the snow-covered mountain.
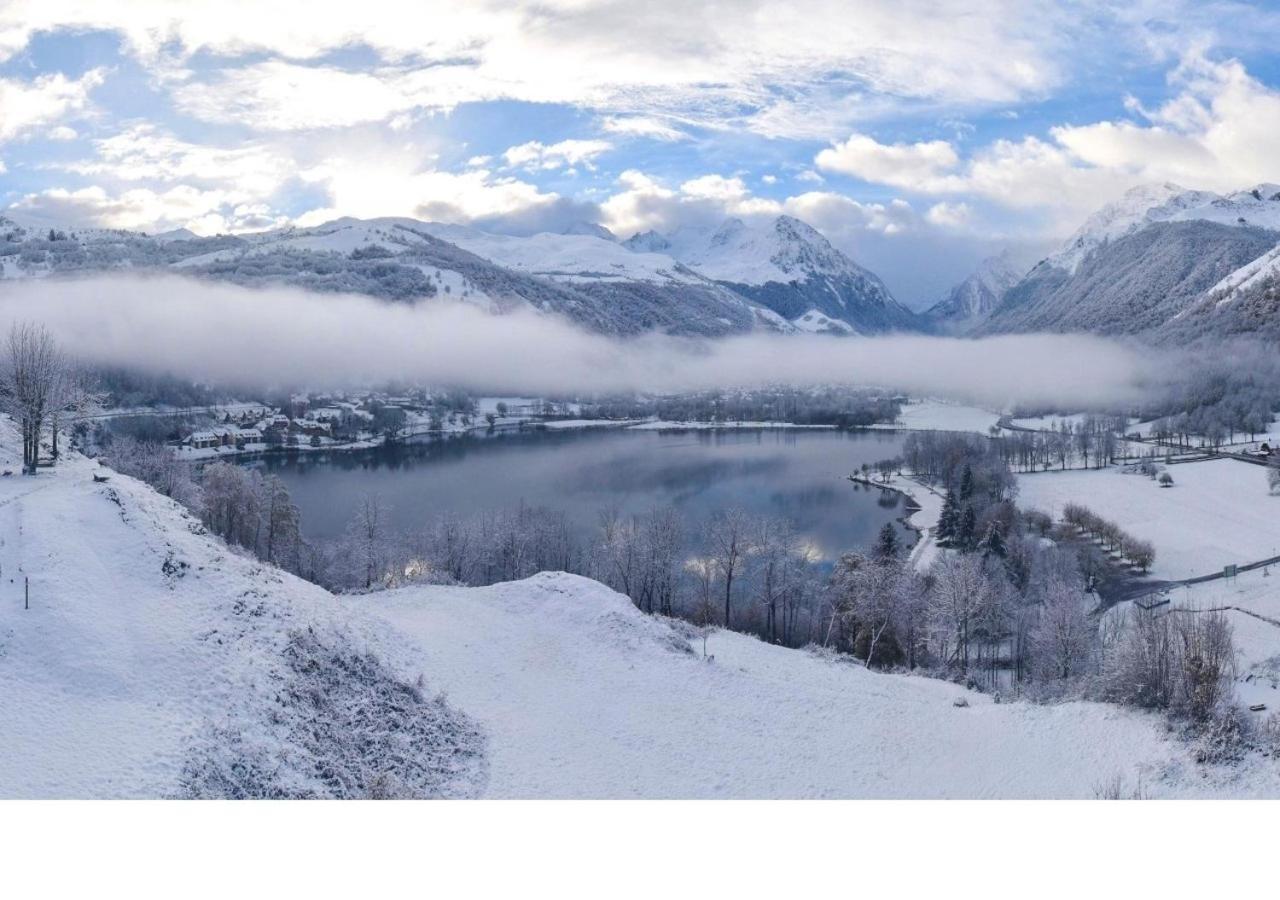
[623,215,922,334]
[1157,243,1280,342]
[0,212,913,338]
[978,183,1280,339]
[924,251,1024,332]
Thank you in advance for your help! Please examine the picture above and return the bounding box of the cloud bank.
[0,275,1161,409]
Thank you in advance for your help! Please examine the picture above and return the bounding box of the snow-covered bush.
[1101,607,1236,722]
[179,628,487,799]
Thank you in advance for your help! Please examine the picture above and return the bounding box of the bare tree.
[105,435,200,506]
[708,508,750,629]
[1031,579,1094,679]
[346,492,392,589]
[0,323,63,473]
[47,358,103,461]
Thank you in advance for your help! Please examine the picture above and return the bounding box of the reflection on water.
[253,427,911,561]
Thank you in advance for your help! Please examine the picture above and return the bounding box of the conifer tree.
[874,522,901,560]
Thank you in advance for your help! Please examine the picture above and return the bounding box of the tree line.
[1061,502,1156,572]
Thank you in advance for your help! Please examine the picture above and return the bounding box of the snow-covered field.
[1009,413,1088,431]
[1017,459,1279,580]
[868,400,1003,435]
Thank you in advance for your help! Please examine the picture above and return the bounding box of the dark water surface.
[253,427,911,562]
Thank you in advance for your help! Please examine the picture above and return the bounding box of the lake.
[251,426,912,563]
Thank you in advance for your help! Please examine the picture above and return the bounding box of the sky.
[1,1,1280,306]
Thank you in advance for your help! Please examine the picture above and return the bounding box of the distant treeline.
[579,387,903,427]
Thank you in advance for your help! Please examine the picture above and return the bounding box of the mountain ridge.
[0,211,917,337]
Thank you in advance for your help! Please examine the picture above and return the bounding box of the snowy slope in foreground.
[0,424,485,799]
[372,573,1271,798]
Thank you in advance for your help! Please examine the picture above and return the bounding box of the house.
[236,428,264,447]
[187,431,221,450]
[291,419,332,439]
[184,427,237,450]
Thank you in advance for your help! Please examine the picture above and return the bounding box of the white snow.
[370,572,1237,798]
[631,215,872,287]
[1008,413,1089,431]
[793,309,855,333]
[1203,243,1280,309]
[867,399,1003,435]
[0,420,435,798]
[1017,459,1280,580]
[419,223,704,285]
[1049,182,1280,274]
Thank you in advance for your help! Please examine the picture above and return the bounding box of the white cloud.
[600,116,688,142]
[170,60,429,130]
[815,132,960,188]
[47,125,78,141]
[9,184,286,234]
[598,169,923,239]
[502,139,612,171]
[299,157,561,225]
[925,201,972,228]
[1,2,1081,137]
[0,69,103,142]
[783,192,919,237]
[813,55,1280,232]
[61,124,293,196]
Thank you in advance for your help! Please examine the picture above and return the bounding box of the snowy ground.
[540,419,642,430]
[861,473,945,571]
[371,572,1280,798]
[627,420,836,431]
[867,400,1002,435]
[1017,459,1280,580]
[0,422,482,799]
[1008,413,1089,431]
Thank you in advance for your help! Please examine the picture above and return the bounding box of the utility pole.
[25,576,29,611]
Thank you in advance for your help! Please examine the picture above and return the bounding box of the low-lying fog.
[1,274,1166,407]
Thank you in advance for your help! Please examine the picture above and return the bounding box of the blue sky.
[2,1,1280,305]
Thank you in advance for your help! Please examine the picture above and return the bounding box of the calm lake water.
[252,427,911,563]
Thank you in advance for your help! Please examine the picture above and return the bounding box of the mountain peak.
[1046,181,1273,274]
[926,251,1024,328]
[559,221,616,241]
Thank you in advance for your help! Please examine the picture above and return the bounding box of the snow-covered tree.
[346,492,393,589]
[0,322,63,473]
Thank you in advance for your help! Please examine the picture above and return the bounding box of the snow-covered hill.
[623,216,922,334]
[0,420,486,799]
[5,420,1280,797]
[979,183,1280,339]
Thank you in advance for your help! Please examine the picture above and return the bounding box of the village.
[173,393,571,459]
